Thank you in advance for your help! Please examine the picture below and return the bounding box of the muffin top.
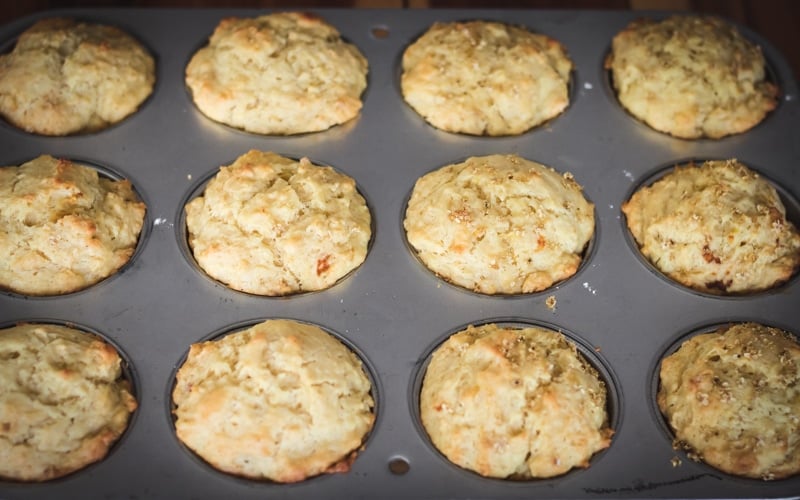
[0,18,155,136]
[0,155,146,296]
[420,323,612,479]
[185,150,370,296]
[172,319,375,482]
[0,323,137,481]
[606,15,777,139]
[658,322,800,480]
[185,12,368,135]
[404,154,593,294]
[401,20,572,136]
[622,159,800,294]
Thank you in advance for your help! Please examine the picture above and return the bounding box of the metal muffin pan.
[0,8,798,499]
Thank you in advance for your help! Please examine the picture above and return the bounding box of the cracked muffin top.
[420,323,612,479]
[606,15,777,139]
[401,20,572,136]
[0,155,146,296]
[172,319,375,482]
[185,150,371,296]
[0,323,136,481]
[185,12,368,135]
[622,159,800,294]
[0,18,155,136]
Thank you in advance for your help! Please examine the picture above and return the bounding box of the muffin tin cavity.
[620,158,800,298]
[648,320,800,481]
[0,319,139,483]
[401,156,598,297]
[395,19,575,137]
[0,18,156,137]
[602,15,780,140]
[167,317,379,484]
[0,156,150,299]
[176,152,374,298]
[409,318,621,481]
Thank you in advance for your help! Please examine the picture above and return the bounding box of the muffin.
[184,150,371,296]
[658,322,800,480]
[420,323,613,479]
[0,155,147,296]
[185,12,368,135]
[0,323,137,481]
[0,18,155,136]
[622,159,800,294]
[172,319,375,483]
[404,154,594,294]
[605,15,778,139]
[401,20,572,136]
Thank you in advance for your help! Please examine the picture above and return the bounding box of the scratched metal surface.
[0,8,798,499]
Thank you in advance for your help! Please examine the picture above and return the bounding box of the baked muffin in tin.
[622,159,800,295]
[658,322,800,480]
[0,155,146,296]
[0,323,137,482]
[184,150,371,296]
[606,15,777,139]
[172,319,375,483]
[420,323,613,479]
[185,12,368,135]
[0,18,155,136]
[404,154,593,294]
[401,20,572,136]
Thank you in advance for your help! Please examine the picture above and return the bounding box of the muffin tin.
[0,7,798,499]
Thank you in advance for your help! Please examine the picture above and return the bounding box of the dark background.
[1,0,798,81]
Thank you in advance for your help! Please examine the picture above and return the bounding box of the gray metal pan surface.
[0,8,798,499]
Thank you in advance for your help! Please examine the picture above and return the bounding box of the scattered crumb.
[545,295,557,311]
[187,174,193,180]
[671,456,682,467]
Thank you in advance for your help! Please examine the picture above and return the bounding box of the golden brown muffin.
[0,155,146,296]
[401,20,572,136]
[0,18,155,136]
[184,150,371,296]
[172,319,375,482]
[0,323,137,481]
[658,322,800,480]
[622,159,800,294]
[606,15,777,139]
[185,12,368,135]
[420,323,612,479]
[404,154,594,294]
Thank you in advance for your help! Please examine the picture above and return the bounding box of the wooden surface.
[0,0,798,81]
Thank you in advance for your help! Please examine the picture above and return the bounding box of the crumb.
[671,456,682,467]
[545,295,557,311]
[187,174,193,180]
